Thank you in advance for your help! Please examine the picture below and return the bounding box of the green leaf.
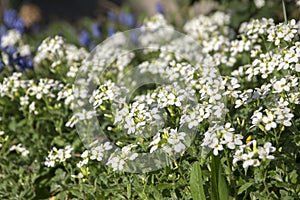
[211,156,219,200]
[190,161,206,200]
[211,156,231,200]
[218,165,229,200]
[237,182,253,195]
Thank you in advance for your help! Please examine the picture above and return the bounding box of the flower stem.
[282,0,287,24]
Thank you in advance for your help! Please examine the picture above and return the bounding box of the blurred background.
[0,0,299,46]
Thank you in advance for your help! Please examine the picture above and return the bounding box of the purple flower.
[108,27,115,37]
[13,18,26,34]
[4,9,18,29]
[156,3,165,14]
[130,31,138,46]
[79,30,91,46]
[15,56,33,70]
[3,46,17,56]
[119,12,135,28]
[92,23,101,38]
[0,54,4,72]
[0,25,7,38]
[30,24,41,33]
[107,11,117,21]
[3,9,26,34]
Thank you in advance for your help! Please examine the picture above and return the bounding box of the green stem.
[282,0,287,24]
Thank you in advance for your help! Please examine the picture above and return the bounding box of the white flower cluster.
[139,14,175,50]
[68,13,231,171]
[35,12,300,172]
[1,29,21,48]
[90,80,125,109]
[106,144,138,171]
[57,86,74,108]
[34,36,88,74]
[267,19,297,46]
[28,79,64,100]
[233,140,276,168]
[0,72,30,98]
[149,128,187,155]
[44,145,73,167]
[184,11,231,41]
[202,123,243,156]
[251,99,294,131]
[76,141,113,168]
[9,143,29,157]
[114,96,163,135]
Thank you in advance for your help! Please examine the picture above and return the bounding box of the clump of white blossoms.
[233,140,276,168]
[149,128,187,155]
[0,29,21,48]
[37,9,300,173]
[9,143,30,157]
[201,123,243,156]
[34,36,88,77]
[106,144,138,171]
[76,141,113,168]
[44,145,74,167]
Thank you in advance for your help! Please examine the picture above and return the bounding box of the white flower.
[212,139,223,156]
[262,113,277,131]
[77,158,89,168]
[18,45,31,57]
[81,150,89,158]
[129,153,138,160]
[0,30,21,48]
[202,132,218,147]
[10,143,29,157]
[241,152,255,168]
[254,0,265,8]
[233,146,245,164]
[20,96,29,106]
[45,146,73,167]
[222,132,243,149]
[295,64,300,72]
[258,142,276,160]
[273,78,290,93]
[29,102,38,114]
[251,109,263,126]
[107,157,125,171]
[149,133,161,153]
[174,142,186,153]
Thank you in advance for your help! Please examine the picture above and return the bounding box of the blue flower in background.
[3,9,26,34]
[79,30,91,46]
[119,12,135,28]
[13,18,26,34]
[92,23,101,38]
[130,31,139,46]
[0,54,4,72]
[2,46,17,56]
[108,26,115,37]
[156,3,165,14]
[15,55,34,71]
[0,45,33,71]
[0,25,7,38]
[4,9,18,29]
[107,11,117,21]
